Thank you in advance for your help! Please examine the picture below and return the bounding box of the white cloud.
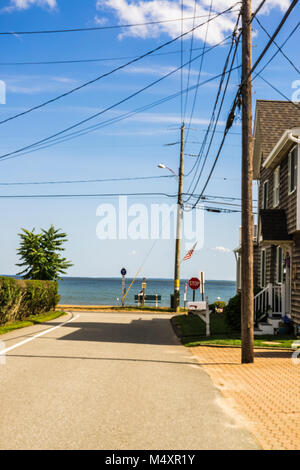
[124,64,211,78]
[211,246,231,253]
[1,0,57,13]
[4,74,77,95]
[97,0,291,43]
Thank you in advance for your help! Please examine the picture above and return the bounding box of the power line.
[183,0,198,121]
[0,11,239,35]
[0,191,250,212]
[184,0,214,142]
[0,191,240,199]
[189,0,300,210]
[0,174,248,203]
[0,42,232,67]
[0,50,240,162]
[258,74,299,103]
[0,4,239,127]
[184,0,269,187]
[0,175,175,186]
[254,16,300,75]
[184,14,241,200]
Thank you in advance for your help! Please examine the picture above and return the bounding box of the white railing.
[254,283,284,321]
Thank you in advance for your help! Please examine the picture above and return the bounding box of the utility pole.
[241,0,254,363]
[174,123,185,312]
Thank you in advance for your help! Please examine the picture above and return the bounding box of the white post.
[281,283,286,316]
[267,283,273,315]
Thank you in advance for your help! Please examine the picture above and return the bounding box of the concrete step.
[257,322,275,335]
[267,318,281,328]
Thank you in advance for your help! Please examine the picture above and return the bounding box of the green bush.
[0,277,60,325]
[224,293,241,331]
[209,300,227,314]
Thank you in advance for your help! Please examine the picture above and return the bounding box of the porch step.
[272,313,282,319]
[267,317,281,329]
[257,322,276,335]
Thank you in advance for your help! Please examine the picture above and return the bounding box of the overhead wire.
[184,0,214,145]
[183,0,198,121]
[183,11,242,200]
[254,16,300,75]
[0,3,240,127]
[189,0,299,210]
[0,43,240,162]
[0,10,240,35]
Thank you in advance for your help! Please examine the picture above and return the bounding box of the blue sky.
[0,0,299,280]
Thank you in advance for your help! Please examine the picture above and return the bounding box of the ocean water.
[58,277,236,307]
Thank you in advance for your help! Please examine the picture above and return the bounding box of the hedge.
[224,293,241,331]
[0,276,60,325]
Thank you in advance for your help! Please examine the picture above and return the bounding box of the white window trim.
[262,179,269,209]
[288,145,297,195]
[261,249,266,288]
[273,166,280,207]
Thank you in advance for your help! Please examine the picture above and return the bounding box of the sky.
[0,0,299,280]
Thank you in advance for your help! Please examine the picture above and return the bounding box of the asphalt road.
[0,311,258,450]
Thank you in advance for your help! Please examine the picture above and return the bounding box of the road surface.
[0,311,258,449]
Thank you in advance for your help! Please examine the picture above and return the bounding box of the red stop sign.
[188,277,200,290]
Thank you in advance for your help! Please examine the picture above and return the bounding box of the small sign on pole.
[188,277,200,302]
[121,268,127,306]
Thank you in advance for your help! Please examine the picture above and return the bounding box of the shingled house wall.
[254,100,300,326]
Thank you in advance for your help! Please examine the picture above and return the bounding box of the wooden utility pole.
[241,0,254,363]
[174,123,185,312]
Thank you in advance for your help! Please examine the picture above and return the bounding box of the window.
[276,246,283,284]
[288,145,297,194]
[273,166,280,207]
[261,249,266,287]
[262,180,269,209]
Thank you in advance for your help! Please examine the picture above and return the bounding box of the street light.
[157,123,185,312]
[157,163,178,178]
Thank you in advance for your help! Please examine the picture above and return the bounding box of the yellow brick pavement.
[191,346,300,450]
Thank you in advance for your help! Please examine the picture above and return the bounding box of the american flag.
[183,242,197,261]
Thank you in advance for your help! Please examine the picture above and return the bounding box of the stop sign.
[188,277,200,290]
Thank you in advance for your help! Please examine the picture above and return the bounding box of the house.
[236,100,300,334]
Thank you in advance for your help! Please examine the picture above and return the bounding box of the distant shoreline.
[1,274,235,282]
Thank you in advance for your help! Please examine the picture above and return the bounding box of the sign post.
[199,271,205,301]
[188,277,200,302]
[184,282,187,308]
[121,268,127,306]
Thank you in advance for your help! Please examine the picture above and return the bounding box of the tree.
[17,225,73,280]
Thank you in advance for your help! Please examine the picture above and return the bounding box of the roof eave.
[262,128,300,170]
[253,106,261,180]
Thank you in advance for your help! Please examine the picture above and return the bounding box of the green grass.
[172,313,298,349]
[0,311,66,336]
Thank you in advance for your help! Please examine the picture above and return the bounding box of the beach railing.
[134,294,161,307]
